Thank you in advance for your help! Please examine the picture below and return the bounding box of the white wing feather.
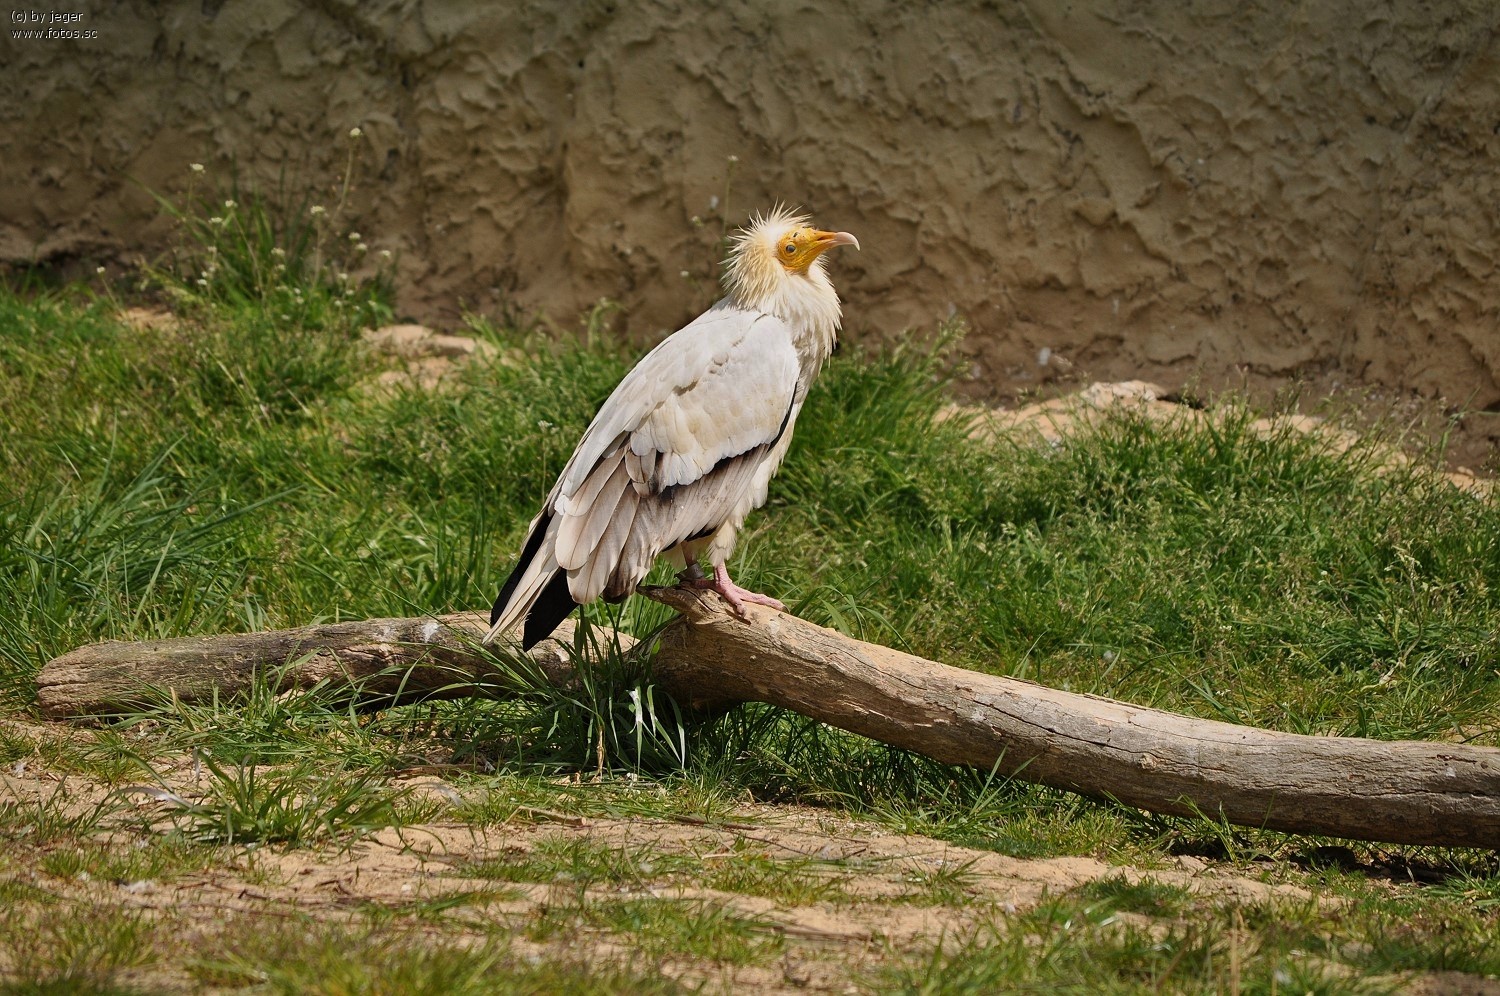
[486,300,802,642]
[558,303,795,496]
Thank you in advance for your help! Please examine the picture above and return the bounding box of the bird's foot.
[680,563,784,619]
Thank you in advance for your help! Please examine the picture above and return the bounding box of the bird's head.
[723,206,859,314]
[767,224,861,275]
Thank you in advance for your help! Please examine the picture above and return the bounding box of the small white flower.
[349,126,363,139]
[310,205,326,216]
[271,247,285,257]
[379,249,392,260]
[208,216,223,226]
[95,266,106,275]
[727,154,739,163]
[680,270,690,278]
[356,242,368,253]
[348,231,361,241]
[196,278,209,287]
[223,199,236,210]
[190,163,204,173]
[338,272,349,282]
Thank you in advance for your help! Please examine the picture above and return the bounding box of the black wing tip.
[521,569,578,650]
[491,511,555,628]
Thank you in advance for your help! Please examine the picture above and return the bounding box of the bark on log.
[35,614,626,716]
[34,590,1500,849]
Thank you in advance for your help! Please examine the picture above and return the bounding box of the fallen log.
[35,589,1500,848]
[35,612,614,716]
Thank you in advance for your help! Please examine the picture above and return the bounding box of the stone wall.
[4,0,1499,411]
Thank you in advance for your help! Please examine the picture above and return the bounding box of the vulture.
[484,207,859,649]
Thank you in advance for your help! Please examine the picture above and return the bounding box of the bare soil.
[2,714,1322,994]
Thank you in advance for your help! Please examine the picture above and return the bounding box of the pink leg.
[680,562,785,618]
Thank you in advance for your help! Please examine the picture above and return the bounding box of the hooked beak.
[813,230,860,252]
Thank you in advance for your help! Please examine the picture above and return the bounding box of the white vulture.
[485,207,859,649]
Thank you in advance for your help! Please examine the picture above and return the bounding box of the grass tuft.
[150,754,432,847]
[0,905,157,994]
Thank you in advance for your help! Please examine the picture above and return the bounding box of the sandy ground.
[1,717,1327,994]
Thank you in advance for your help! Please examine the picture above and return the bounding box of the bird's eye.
[783,243,796,255]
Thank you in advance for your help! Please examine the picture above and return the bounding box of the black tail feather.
[491,512,554,627]
[491,511,580,649]
[522,569,578,650]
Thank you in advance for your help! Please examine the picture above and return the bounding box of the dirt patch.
[0,714,1329,993]
[359,322,512,393]
[943,380,1495,498]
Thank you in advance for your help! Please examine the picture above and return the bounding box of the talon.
[680,563,784,618]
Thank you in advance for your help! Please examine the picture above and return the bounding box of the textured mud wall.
[3,0,1500,412]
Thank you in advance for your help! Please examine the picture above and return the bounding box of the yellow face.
[775,227,860,273]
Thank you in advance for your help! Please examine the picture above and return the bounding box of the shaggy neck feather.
[723,227,843,369]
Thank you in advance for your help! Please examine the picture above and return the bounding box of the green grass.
[529,895,782,966]
[464,834,699,887]
[8,281,1495,750]
[151,754,436,847]
[873,881,1500,994]
[185,920,686,995]
[0,903,158,994]
[875,897,1241,995]
[462,832,855,907]
[1074,874,1194,918]
[2,182,1500,989]
[699,847,854,905]
[36,833,220,885]
[0,780,122,845]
